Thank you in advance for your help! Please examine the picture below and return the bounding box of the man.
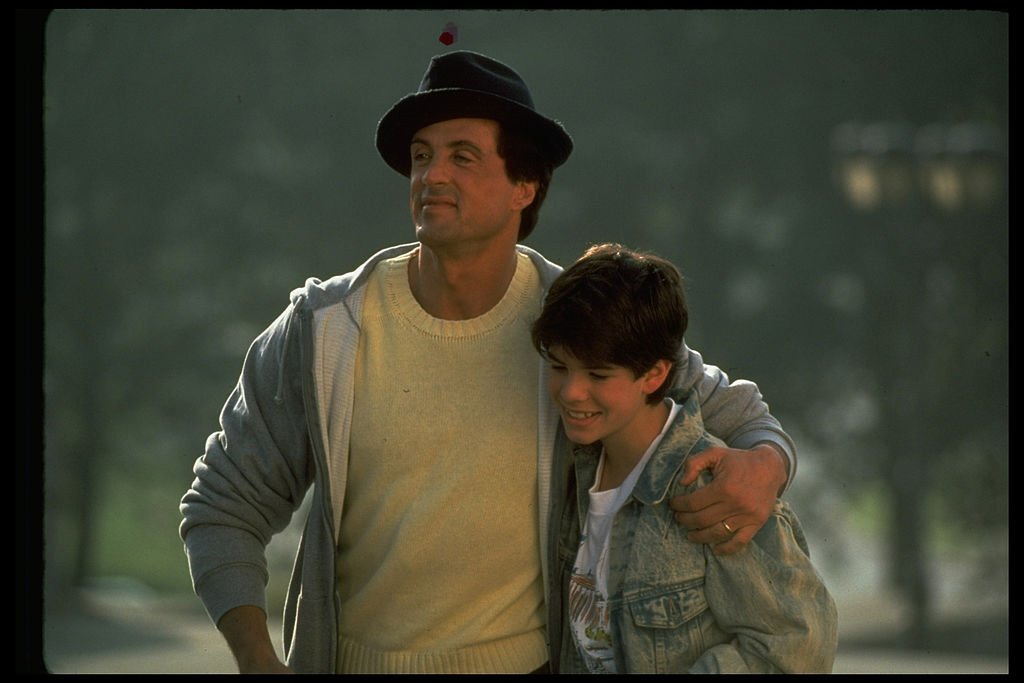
[180,50,794,674]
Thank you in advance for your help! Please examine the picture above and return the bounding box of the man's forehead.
[411,117,501,146]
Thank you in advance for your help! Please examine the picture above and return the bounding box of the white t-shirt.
[568,399,682,673]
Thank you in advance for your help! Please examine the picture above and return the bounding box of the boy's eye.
[589,373,610,381]
[549,363,567,373]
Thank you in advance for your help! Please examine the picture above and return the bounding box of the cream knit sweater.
[332,250,547,673]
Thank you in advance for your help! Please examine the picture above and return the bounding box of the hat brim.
[375,89,573,177]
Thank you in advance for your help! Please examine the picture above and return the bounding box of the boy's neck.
[597,400,671,492]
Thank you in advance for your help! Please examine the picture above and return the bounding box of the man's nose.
[420,156,451,185]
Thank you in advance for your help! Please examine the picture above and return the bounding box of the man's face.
[409,118,535,252]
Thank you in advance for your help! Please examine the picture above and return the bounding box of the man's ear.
[512,180,537,211]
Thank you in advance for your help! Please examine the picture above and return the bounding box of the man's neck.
[408,242,520,320]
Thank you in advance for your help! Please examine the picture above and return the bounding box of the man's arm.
[667,344,795,554]
[179,303,313,662]
[218,605,293,674]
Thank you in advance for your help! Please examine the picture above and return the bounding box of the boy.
[532,243,838,673]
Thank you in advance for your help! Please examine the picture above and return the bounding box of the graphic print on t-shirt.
[569,537,616,673]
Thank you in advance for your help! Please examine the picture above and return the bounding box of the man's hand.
[669,443,788,555]
[217,605,294,674]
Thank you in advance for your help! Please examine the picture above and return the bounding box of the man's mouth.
[421,194,456,208]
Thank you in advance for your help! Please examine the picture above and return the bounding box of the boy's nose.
[558,374,588,403]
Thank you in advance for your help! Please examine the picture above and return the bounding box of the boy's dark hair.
[532,243,688,404]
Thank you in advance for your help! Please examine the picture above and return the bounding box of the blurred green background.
[36,9,1006,673]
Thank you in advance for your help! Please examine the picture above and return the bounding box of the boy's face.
[545,345,670,456]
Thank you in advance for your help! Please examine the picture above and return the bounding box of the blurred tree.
[828,119,1007,644]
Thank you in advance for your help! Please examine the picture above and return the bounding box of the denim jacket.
[551,391,838,673]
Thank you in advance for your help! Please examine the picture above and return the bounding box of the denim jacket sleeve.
[690,502,839,673]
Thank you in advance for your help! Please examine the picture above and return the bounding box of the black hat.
[375,51,573,177]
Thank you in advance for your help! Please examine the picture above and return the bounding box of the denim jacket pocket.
[627,581,708,627]
[620,581,709,672]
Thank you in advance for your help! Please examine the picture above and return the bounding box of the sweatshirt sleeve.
[690,502,839,673]
[673,341,798,492]
[179,301,314,626]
